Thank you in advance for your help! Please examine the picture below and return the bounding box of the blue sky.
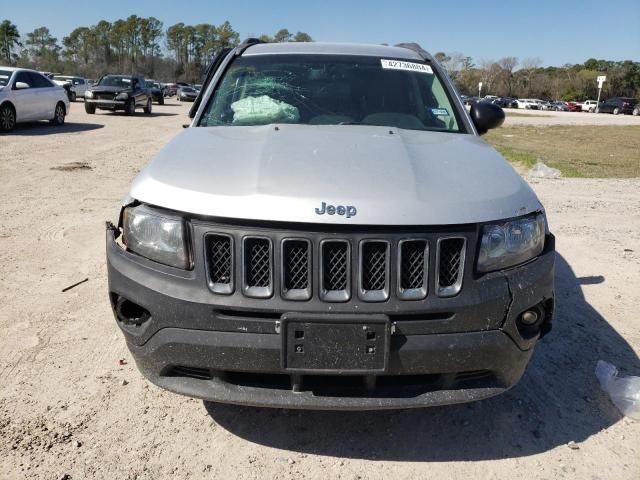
[4,0,639,66]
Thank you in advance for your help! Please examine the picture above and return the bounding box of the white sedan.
[0,66,70,132]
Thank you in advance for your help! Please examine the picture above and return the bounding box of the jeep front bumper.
[106,222,555,410]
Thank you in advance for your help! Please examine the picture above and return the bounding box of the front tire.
[0,103,16,132]
[143,98,152,114]
[50,102,66,126]
[159,96,164,105]
[85,102,96,114]
[70,91,77,102]
[613,107,620,115]
[125,99,136,116]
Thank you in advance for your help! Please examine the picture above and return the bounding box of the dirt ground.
[1,102,639,480]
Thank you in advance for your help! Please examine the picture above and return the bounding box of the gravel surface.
[1,102,638,480]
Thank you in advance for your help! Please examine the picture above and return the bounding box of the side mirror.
[15,82,30,90]
[470,102,505,135]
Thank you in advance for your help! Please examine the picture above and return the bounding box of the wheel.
[50,102,66,125]
[70,91,77,102]
[633,108,639,116]
[0,103,16,132]
[613,107,620,115]
[589,108,594,113]
[159,96,164,105]
[125,99,136,115]
[85,102,96,114]
[143,98,152,114]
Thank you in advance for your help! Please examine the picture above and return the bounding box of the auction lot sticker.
[381,59,433,74]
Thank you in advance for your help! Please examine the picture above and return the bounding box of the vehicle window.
[29,72,53,88]
[0,70,12,87]
[13,71,33,88]
[98,76,132,88]
[200,54,463,133]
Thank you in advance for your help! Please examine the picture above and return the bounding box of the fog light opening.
[115,297,151,326]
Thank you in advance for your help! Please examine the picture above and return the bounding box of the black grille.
[283,240,310,290]
[361,242,388,291]
[400,240,427,290]
[322,241,349,291]
[244,238,271,288]
[207,235,232,284]
[438,238,465,289]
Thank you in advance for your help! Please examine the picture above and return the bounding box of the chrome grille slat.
[436,237,466,297]
[398,239,428,300]
[205,234,234,294]
[359,241,389,302]
[320,240,350,302]
[242,237,273,298]
[281,239,311,300]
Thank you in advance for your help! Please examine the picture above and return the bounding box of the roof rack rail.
[235,38,264,56]
[394,43,435,62]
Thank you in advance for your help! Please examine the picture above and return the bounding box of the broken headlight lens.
[122,205,190,269]
[477,213,546,273]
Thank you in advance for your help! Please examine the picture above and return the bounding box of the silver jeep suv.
[106,40,554,409]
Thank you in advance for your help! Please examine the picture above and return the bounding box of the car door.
[11,71,39,121]
[29,72,58,120]
[74,78,86,96]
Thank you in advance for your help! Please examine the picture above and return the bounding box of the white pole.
[596,85,602,112]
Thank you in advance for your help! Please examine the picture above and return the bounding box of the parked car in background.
[53,75,89,101]
[581,100,599,112]
[516,99,538,109]
[460,95,478,105]
[84,74,152,115]
[597,97,638,115]
[164,83,178,96]
[177,86,198,102]
[146,80,165,105]
[0,67,70,132]
[549,101,568,111]
[566,101,582,112]
[500,97,519,108]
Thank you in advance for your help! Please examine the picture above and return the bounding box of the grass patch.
[485,125,640,178]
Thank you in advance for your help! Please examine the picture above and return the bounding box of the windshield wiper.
[338,121,377,126]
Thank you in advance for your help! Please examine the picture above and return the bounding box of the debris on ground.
[61,278,89,293]
[50,162,92,172]
[595,360,640,420]
[529,160,561,179]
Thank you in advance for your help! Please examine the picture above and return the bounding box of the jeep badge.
[315,202,357,218]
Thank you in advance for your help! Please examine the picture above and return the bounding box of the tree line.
[0,17,312,82]
[1,17,638,99]
[435,52,640,100]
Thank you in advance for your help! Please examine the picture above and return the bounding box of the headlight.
[477,213,546,273]
[85,90,94,98]
[123,205,190,269]
[115,92,129,100]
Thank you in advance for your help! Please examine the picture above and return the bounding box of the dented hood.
[129,124,542,225]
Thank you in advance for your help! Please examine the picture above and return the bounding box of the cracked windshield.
[200,54,462,132]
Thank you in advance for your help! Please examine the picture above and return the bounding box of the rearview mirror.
[15,82,30,90]
[469,102,505,135]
